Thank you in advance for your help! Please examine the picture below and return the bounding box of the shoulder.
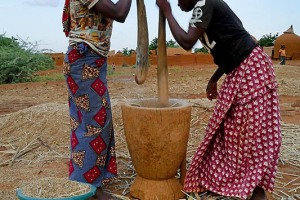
[191,0,214,18]
[190,0,216,29]
[194,0,215,9]
[192,0,226,16]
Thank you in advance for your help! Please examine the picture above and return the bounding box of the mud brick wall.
[46,53,64,66]
[48,53,215,67]
[107,54,214,66]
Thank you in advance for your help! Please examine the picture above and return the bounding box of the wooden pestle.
[157,10,169,107]
[135,0,149,85]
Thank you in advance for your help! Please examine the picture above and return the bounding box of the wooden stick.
[283,176,300,187]
[157,10,168,107]
[9,146,20,166]
[135,0,149,85]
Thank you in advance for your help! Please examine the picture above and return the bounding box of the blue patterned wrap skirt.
[63,43,117,188]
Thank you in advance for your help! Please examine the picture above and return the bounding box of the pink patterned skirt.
[184,46,282,199]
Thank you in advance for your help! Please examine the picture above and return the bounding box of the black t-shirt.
[190,0,257,74]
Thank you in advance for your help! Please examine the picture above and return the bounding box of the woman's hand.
[206,79,218,101]
[156,0,172,16]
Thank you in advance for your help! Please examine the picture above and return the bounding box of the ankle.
[250,187,267,200]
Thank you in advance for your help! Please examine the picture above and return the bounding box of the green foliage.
[166,39,179,48]
[31,73,64,82]
[149,37,179,51]
[149,37,158,50]
[194,47,209,54]
[258,33,279,47]
[0,35,19,48]
[0,34,54,84]
[122,47,135,56]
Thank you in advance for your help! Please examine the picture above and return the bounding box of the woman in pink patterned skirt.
[156,0,281,199]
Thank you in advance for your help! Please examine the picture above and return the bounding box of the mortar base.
[130,175,185,200]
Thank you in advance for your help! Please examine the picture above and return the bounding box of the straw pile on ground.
[0,103,69,167]
[0,64,300,199]
[0,99,299,199]
[20,177,91,198]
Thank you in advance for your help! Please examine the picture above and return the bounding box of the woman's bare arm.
[92,0,132,23]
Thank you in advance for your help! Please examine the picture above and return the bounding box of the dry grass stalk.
[20,177,91,198]
[0,99,299,200]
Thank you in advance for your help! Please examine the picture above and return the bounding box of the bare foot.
[250,187,267,200]
[88,187,118,200]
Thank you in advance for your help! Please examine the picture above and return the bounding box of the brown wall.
[107,53,214,66]
[47,52,215,67]
[273,34,300,60]
[45,53,64,66]
[167,47,192,56]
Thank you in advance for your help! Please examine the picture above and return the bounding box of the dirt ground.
[0,60,299,199]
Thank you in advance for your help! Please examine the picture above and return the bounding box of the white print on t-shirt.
[201,33,216,53]
[190,0,206,25]
[196,0,206,7]
[189,0,216,53]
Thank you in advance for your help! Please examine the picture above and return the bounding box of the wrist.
[209,77,218,83]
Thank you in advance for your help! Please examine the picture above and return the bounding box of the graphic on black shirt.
[189,0,257,74]
[201,33,216,53]
[190,0,207,26]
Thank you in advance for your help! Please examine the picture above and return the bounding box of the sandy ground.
[0,60,299,199]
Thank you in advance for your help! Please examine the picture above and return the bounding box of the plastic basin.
[16,183,97,200]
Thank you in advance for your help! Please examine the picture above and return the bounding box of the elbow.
[115,16,127,23]
[180,42,194,51]
[181,45,193,51]
[114,11,129,23]
[177,37,195,51]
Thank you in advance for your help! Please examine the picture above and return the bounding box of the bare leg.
[250,187,267,200]
[88,187,118,200]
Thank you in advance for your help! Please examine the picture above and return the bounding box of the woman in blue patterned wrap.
[62,0,132,199]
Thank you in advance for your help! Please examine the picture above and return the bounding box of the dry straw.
[20,177,91,198]
[0,98,299,200]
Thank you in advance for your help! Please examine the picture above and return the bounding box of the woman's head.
[178,0,197,12]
